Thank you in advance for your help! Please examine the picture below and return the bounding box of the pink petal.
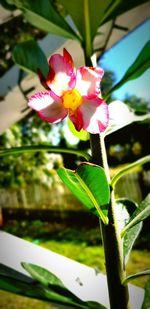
[46,49,76,96]
[75,66,104,97]
[69,108,84,132]
[77,97,109,133]
[63,48,75,76]
[28,91,67,123]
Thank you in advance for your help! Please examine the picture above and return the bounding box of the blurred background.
[0,1,150,308]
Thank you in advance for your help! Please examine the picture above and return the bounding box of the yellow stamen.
[62,89,82,111]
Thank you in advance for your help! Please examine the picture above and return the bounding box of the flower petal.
[46,49,76,96]
[76,97,109,133]
[28,91,67,123]
[75,66,104,97]
[69,108,84,132]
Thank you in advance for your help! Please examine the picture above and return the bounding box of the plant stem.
[83,51,130,308]
[90,133,130,309]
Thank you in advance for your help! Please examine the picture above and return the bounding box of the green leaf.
[105,42,150,99]
[0,145,91,161]
[0,276,77,308]
[116,198,138,216]
[123,270,150,285]
[0,274,44,300]
[86,302,106,309]
[59,0,149,57]
[111,155,150,188]
[7,0,79,40]
[142,277,150,309]
[121,194,150,237]
[59,0,118,56]
[13,40,49,76]
[123,222,142,264]
[0,0,16,10]
[115,198,142,263]
[58,163,110,224]
[59,0,110,40]
[102,0,150,24]
[68,118,89,141]
[0,264,33,284]
[22,262,66,288]
[0,264,105,308]
[22,263,106,308]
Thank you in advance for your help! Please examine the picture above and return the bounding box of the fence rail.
[0,171,149,211]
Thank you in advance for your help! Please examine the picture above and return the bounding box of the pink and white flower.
[28,49,109,134]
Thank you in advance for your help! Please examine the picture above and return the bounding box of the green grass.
[41,240,150,288]
[1,239,149,308]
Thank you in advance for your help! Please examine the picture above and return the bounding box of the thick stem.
[90,133,130,309]
[100,192,130,309]
[83,51,130,308]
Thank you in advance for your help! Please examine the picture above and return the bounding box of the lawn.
[41,240,150,288]
[0,239,149,308]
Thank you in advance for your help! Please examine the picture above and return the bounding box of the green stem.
[111,155,150,188]
[90,133,130,309]
[0,145,91,161]
[83,0,92,59]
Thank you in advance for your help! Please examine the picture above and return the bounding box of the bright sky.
[99,19,150,101]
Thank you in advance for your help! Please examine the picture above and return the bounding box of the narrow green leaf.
[22,263,104,308]
[115,198,142,263]
[58,163,110,224]
[142,277,150,309]
[123,270,150,285]
[121,194,150,237]
[22,262,66,288]
[0,277,21,294]
[7,0,79,40]
[0,276,79,308]
[105,42,150,99]
[0,264,105,308]
[111,155,150,188]
[123,222,143,264]
[0,264,33,284]
[13,40,49,76]
[59,0,110,39]
[0,145,91,161]
[86,302,106,309]
[102,0,150,25]
[0,274,44,299]
[59,0,117,56]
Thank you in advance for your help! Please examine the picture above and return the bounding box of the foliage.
[124,94,150,115]
[105,41,150,100]
[142,276,150,309]
[58,163,110,224]
[13,40,49,76]
[0,114,62,188]
[6,0,79,40]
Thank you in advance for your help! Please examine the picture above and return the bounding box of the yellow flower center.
[62,89,82,111]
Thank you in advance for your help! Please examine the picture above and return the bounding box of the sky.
[99,19,150,101]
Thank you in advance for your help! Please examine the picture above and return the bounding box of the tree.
[0,113,62,188]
